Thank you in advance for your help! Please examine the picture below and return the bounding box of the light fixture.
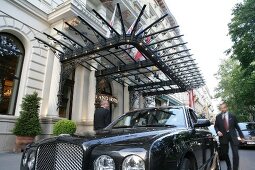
[27,151,36,170]
[94,155,115,170]
[122,155,145,170]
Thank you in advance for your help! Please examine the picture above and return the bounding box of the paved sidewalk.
[0,152,22,170]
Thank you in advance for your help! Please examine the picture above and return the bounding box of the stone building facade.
[0,0,185,151]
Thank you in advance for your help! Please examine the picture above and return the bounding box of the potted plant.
[53,119,76,136]
[13,92,41,152]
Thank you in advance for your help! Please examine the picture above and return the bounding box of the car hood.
[242,130,255,138]
[33,127,185,148]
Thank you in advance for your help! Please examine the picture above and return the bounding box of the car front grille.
[35,143,83,170]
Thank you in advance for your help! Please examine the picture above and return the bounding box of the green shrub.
[53,119,76,136]
[13,92,42,136]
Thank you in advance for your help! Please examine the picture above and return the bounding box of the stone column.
[45,20,64,118]
[123,85,130,113]
[86,62,97,123]
[46,47,61,117]
[39,44,61,137]
[139,95,144,109]
[41,50,55,117]
[72,66,86,122]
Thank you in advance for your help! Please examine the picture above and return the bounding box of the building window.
[0,33,25,115]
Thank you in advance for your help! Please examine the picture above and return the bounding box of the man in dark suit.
[94,100,111,131]
[214,103,244,170]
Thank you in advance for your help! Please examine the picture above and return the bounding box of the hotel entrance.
[95,78,118,121]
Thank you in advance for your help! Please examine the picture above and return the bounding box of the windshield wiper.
[112,124,176,129]
[136,124,176,128]
[112,125,134,129]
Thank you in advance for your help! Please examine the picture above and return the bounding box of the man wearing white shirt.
[214,103,244,170]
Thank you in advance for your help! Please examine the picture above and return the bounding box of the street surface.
[220,148,255,170]
[0,148,254,170]
[0,152,22,170]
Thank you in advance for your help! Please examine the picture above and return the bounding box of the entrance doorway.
[0,33,25,115]
[95,79,113,120]
[58,71,75,119]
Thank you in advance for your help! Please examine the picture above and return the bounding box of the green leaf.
[215,58,255,121]
[12,92,42,136]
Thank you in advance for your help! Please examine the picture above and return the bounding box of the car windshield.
[111,107,186,128]
[239,123,255,131]
[208,125,217,136]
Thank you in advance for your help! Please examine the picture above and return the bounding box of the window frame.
[0,32,25,115]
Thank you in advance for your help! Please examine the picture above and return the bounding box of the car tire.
[180,158,194,170]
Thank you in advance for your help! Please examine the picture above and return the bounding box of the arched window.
[0,33,25,115]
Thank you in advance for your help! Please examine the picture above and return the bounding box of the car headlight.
[122,155,145,170]
[27,151,36,170]
[22,151,29,166]
[94,155,115,170]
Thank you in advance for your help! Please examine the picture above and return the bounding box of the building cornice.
[47,1,107,34]
[7,0,49,23]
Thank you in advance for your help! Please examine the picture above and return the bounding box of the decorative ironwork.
[144,96,155,108]
[129,90,141,110]
[35,3,205,107]
[0,34,23,56]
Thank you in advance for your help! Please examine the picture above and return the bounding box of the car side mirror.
[194,119,211,128]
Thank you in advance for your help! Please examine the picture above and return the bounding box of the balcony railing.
[25,0,103,27]
[25,0,65,13]
[72,0,103,26]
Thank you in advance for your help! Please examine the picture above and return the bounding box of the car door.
[189,109,214,169]
[186,108,204,169]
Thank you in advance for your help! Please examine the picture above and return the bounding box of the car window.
[112,107,186,128]
[189,109,198,124]
[239,123,255,130]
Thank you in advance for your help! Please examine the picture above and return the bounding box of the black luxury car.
[238,122,255,147]
[20,106,220,170]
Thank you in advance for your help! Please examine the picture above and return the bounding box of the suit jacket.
[214,112,244,145]
[94,107,111,130]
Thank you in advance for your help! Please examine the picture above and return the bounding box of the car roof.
[127,106,188,113]
[239,122,255,124]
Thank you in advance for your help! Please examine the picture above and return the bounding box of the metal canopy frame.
[35,3,205,106]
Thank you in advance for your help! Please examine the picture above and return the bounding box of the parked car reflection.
[208,125,225,161]
[238,122,255,147]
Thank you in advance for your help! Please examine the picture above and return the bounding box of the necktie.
[224,114,229,131]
